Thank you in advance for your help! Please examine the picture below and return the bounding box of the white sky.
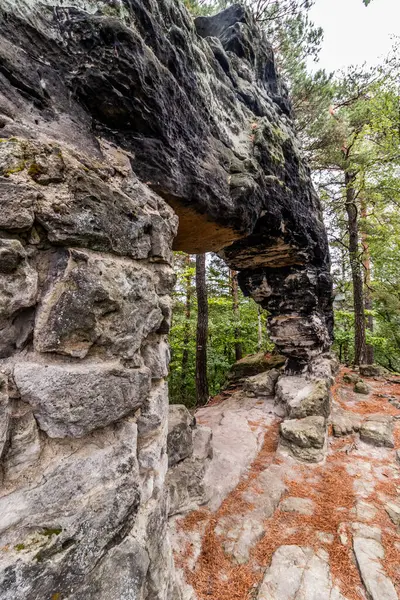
[308,0,400,73]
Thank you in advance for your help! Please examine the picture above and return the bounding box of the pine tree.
[196,254,209,406]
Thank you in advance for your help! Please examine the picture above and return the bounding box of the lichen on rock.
[0,0,333,597]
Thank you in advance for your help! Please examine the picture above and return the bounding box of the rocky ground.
[170,366,400,600]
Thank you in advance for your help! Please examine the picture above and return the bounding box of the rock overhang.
[0,2,334,597]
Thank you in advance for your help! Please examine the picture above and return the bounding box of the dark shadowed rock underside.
[0,1,333,599]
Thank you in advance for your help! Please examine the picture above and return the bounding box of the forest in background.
[170,0,400,406]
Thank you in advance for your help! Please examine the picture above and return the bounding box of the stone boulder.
[331,408,361,437]
[243,368,280,397]
[354,381,370,395]
[167,457,208,516]
[343,372,361,384]
[192,426,213,461]
[360,415,394,448]
[279,416,326,463]
[359,364,385,378]
[308,353,339,385]
[228,353,285,382]
[276,376,330,419]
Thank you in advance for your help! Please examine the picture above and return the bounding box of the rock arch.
[0,2,333,598]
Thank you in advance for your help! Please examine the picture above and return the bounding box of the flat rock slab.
[385,500,400,527]
[355,500,378,522]
[353,536,398,600]
[257,545,346,600]
[197,393,278,511]
[217,467,286,564]
[276,376,330,419]
[228,353,285,382]
[280,497,314,516]
[359,414,394,448]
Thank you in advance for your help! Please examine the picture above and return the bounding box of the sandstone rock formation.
[0,1,332,598]
[166,405,212,516]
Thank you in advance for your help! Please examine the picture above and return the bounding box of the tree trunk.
[196,253,209,406]
[345,170,367,365]
[230,270,243,361]
[181,254,192,386]
[257,306,263,352]
[360,195,374,364]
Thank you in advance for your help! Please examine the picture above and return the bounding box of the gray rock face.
[14,361,151,438]
[0,422,144,600]
[0,0,332,597]
[258,545,345,600]
[353,536,398,600]
[280,497,314,516]
[244,368,280,397]
[3,403,41,480]
[167,458,208,517]
[0,240,37,319]
[331,408,361,437]
[34,250,167,360]
[0,179,36,231]
[166,409,212,516]
[280,416,326,463]
[167,405,194,468]
[360,414,394,448]
[276,377,330,419]
[0,374,10,459]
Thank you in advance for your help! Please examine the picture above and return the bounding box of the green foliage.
[169,254,272,407]
[182,0,400,375]
[183,0,221,16]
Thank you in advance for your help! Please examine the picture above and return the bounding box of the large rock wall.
[0,1,333,598]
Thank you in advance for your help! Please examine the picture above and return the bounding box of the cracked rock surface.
[0,0,332,598]
[172,368,400,600]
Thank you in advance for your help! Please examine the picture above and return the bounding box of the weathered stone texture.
[279,416,327,463]
[276,376,330,419]
[0,0,332,597]
[258,545,346,600]
[359,414,394,448]
[14,361,151,438]
[244,368,280,397]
